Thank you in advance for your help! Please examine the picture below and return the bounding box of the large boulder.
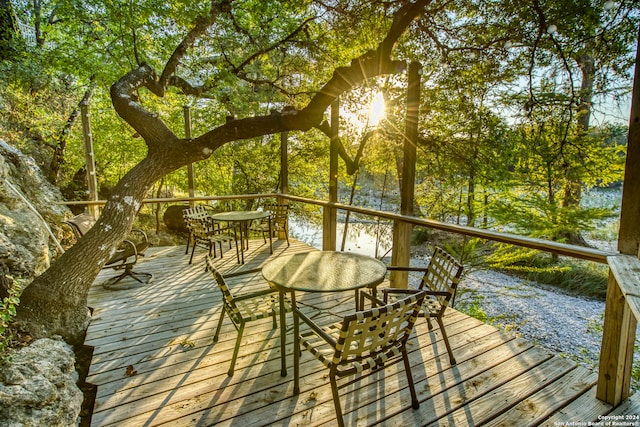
[0,338,83,426]
[163,204,188,232]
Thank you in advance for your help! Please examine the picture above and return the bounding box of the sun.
[367,91,386,127]
[341,89,387,134]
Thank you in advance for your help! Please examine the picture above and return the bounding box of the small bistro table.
[209,210,272,263]
[261,251,387,393]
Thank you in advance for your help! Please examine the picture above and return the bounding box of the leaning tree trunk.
[17,156,171,344]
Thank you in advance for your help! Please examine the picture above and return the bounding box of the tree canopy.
[0,0,637,343]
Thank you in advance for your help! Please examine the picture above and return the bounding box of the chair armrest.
[223,268,264,278]
[383,288,449,298]
[360,290,386,307]
[130,228,150,243]
[386,266,429,273]
[210,219,236,232]
[297,308,337,348]
[234,287,277,302]
[104,239,139,267]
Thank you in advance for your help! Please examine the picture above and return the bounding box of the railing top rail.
[280,194,613,264]
[58,192,613,263]
[57,193,280,206]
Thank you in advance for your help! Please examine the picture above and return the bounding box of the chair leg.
[102,265,152,290]
[402,348,420,409]
[130,271,153,284]
[329,372,345,427]
[234,241,240,264]
[213,309,226,343]
[189,240,198,264]
[185,232,191,255]
[228,325,244,376]
[436,316,456,365]
[426,316,434,330]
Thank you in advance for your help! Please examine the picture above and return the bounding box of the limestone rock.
[0,140,69,278]
[0,338,82,426]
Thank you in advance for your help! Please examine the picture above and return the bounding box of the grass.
[454,289,522,335]
[470,242,610,300]
[514,258,608,300]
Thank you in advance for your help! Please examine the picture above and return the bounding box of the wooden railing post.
[80,101,99,218]
[391,62,420,288]
[183,106,195,208]
[597,26,640,406]
[278,131,289,240]
[596,267,637,406]
[323,100,339,250]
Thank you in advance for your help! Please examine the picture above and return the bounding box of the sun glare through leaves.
[368,91,386,127]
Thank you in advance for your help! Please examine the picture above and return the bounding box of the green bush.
[0,277,21,362]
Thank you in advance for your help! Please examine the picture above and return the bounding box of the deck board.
[84,240,637,426]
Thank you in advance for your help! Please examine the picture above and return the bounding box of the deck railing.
[62,192,636,407]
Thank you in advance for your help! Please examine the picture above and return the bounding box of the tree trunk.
[559,48,595,246]
[0,0,17,60]
[18,156,170,344]
[48,88,93,184]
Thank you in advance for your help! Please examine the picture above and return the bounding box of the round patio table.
[209,210,272,263]
[262,251,387,392]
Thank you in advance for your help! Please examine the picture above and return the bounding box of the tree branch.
[112,0,429,162]
[158,1,232,91]
[231,16,316,75]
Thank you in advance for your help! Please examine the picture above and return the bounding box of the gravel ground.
[455,269,606,368]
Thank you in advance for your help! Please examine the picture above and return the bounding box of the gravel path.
[455,269,606,368]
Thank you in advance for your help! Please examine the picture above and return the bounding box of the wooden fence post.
[596,267,636,406]
[596,25,640,407]
[184,106,195,208]
[278,131,289,239]
[80,101,98,218]
[391,62,420,288]
[323,100,339,250]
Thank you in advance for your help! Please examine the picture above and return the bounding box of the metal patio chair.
[63,213,153,289]
[298,291,427,427]
[206,256,290,376]
[364,246,464,365]
[184,208,239,264]
[251,203,290,246]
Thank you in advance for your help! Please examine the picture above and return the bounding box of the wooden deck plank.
[606,391,640,418]
[426,355,577,426]
[84,242,622,427]
[483,366,597,427]
[93,317,501,426]
[89,296,484,426]
[285,336,537,427]
[541,386,613,426]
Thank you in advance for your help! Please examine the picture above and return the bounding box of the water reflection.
[289,217,393,258]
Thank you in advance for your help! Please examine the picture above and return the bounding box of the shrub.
[0,275,21,362]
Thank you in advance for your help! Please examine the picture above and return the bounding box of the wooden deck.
[84,239,639,426]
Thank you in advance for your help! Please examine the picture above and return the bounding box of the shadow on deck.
[83,240,638,426]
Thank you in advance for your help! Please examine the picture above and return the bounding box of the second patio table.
[261,251,387,393]
[209,210,272,263]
